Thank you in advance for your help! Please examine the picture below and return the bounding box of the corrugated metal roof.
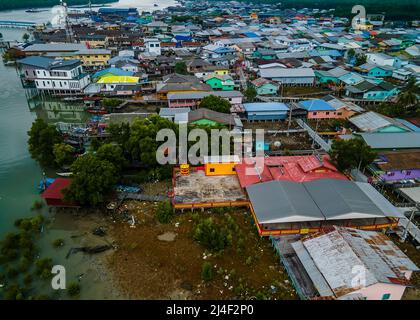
[243,102,289,112]
[300,229,379,297]
[294,226,419,298]
[247,179,397,224]
[247,180,324,224]
[299,99,335,111]
[260,67,315,79]
[349,111,392,132]
[291,241,334,297]
[304,179,387,220]
[359,132,420,149]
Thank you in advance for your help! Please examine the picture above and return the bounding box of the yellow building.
[214,68,229,76]
[204,155,240,176]
[75,49,111,68]
[354,22,374,31]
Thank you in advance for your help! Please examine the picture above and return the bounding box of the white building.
[144,38,161,56]
[18,56,90,94]
[366,53,402,68]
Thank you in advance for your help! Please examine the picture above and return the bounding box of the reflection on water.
[31,99,90,124]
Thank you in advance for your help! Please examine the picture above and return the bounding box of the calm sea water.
[0,0,176,298]
[0,0,176,232]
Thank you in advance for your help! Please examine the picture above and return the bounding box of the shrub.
[35,257,53,279]
[201,262,214,282]
[67,282,81,297]
[194,218,232,252]
[156,201,174,224]
[31,200,44,211]
[52,239,65,248]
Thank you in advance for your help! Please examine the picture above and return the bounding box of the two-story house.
[18,56,91,95]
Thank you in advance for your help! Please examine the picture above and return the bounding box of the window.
[232,167,236,172]
[326,112,330,115]
[382,293,391,300]
[313,112,317,115]
[210,168,215,173]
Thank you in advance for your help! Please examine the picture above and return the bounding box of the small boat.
[25,8,47,13]
[154,3,159,7]
[87,108,108,115]
[56,172,73,177]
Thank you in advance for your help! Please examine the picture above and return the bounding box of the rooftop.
[293,227,419,298]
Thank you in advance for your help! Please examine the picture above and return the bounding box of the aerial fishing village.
[1,0,420,300]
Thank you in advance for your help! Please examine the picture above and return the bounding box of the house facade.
[18,56,91,94]
[204,74,235,91]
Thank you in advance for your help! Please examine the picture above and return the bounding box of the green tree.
[34,257,53,279]
[355,53,367,66]
[53,143,74,168]
[96,143,126,172]
[65,154,118,206]
[244,86,257,101]
[127,115,177,167]
[329,138,376,172]
[67,282,81,297]
[174,61,188,75]
[22,33,30,43]
[199,95,231,114]
[156,201,173,224]
[397,77,419,110]
[102,98,123,108]
[194,218,232,253]
[201,262,214,282]
[28,119,63,167]
[107,122,131,153]
[347,48,356,61]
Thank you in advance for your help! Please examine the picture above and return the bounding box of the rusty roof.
[294,227,419,298]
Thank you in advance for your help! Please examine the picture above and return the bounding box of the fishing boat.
[86,108,108,115]
[56,172,73,177]
[154,4,159,7]
[25,8,48,13]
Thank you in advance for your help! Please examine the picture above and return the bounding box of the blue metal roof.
[299,99,335,111]
[243,102,289,112]
[396,119,420,132]
[243,32,259,38]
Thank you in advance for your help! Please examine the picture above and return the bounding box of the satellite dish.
[274,141,281,148]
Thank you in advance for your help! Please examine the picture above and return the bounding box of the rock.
[181,281,193,291]
[157,232,177,242]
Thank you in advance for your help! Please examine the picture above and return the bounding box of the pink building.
[299,98,360,120]
[167,91,243,109]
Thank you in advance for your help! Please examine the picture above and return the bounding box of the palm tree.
[397,77,419,109]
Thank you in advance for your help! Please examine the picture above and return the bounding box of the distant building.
[243,102,289,121]
[144,38,162,56]
[259,68,315,86]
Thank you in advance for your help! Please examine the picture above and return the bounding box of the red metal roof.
[41,178,72,200]
[235,155,347,188]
